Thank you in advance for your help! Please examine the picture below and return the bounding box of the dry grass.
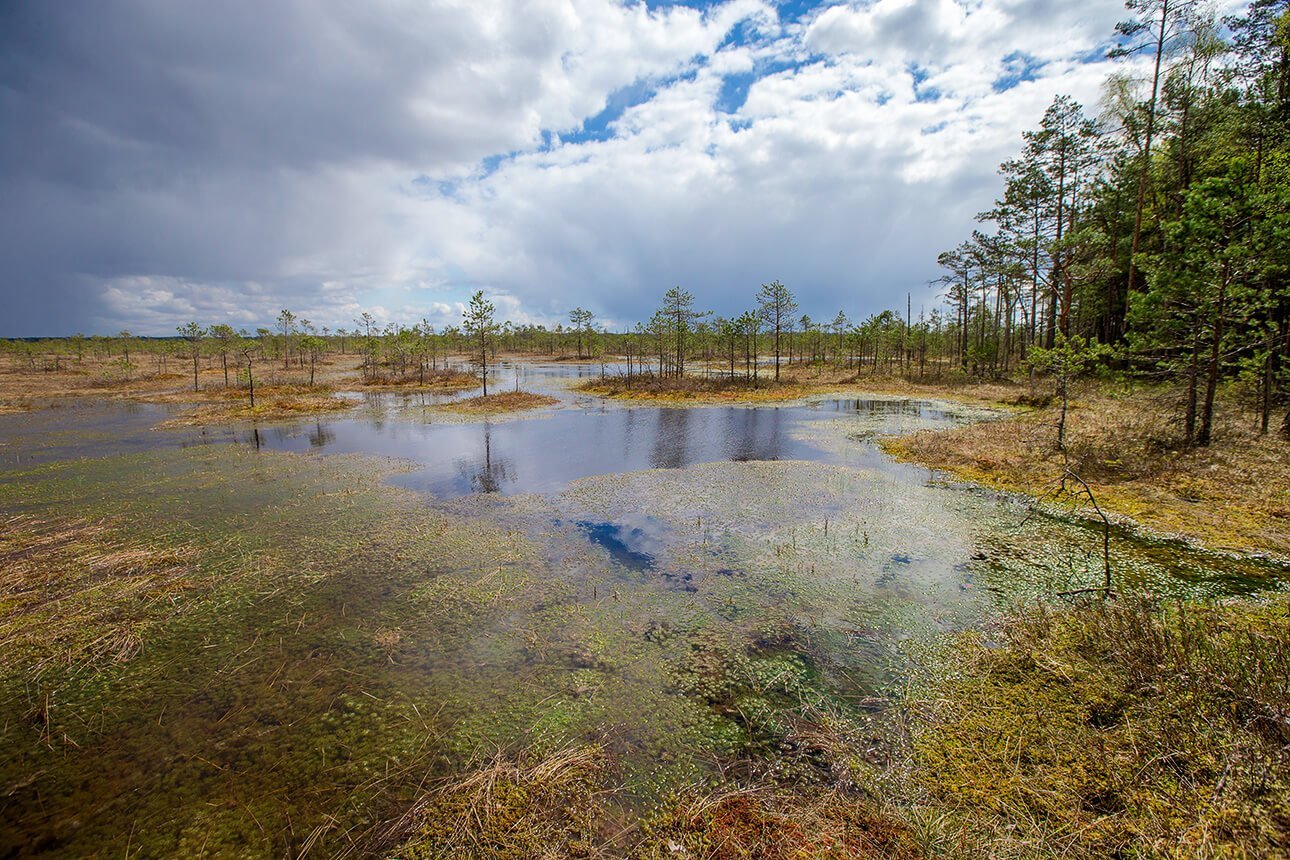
[0,360,179,404]
[386,743,920,860]
[441,391,559,415]
[361,367,479,391]
[158,383,353,426]
[576,373,813,404]
[883,382,1290,557]
[389,745,609,859]
[576,363,1028,408]
[905,596,1290,859]
[0,513,202,676]
[0,356,361,417]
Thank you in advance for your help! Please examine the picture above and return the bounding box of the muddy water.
[0,367,1283,858]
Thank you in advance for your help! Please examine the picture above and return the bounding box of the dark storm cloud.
[1,0,1147,336]
[1,0,703,333]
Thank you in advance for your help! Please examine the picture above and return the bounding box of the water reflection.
[575,515,670,570]
[239,400,945,499]
[304,421,331,448]
[651,408,692,469]
[725,407,790,462]
[455,423,516,494]
[824,398,957,422]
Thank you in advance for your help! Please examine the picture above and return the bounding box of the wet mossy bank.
[386,596,1290,859]
[879,381,1290,559]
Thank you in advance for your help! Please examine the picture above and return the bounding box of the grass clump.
[363,367,479,391]
[905,597,1290,858]
[576,374,810,404]
[0,513,202,675]
[441,390,559,415]
[389,745,609,859]
[158,383,353,425]
[385,744,921,859]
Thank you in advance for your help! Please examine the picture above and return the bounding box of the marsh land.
[0,350,1286,859]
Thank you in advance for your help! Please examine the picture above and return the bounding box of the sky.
[0,0,1235,336]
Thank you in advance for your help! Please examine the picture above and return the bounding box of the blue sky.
[0,0,1240,335]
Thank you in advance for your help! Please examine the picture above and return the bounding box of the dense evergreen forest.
[935,0,1290,443]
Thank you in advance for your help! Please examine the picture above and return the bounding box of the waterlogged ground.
[0,365,1283,857]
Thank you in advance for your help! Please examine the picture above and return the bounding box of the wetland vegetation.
[2,2,1289,857]
[1,333,1286,857]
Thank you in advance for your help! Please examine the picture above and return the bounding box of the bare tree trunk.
[1197,274,1227,446]
[1124,0,1171,333]
[1185,331,1199,445]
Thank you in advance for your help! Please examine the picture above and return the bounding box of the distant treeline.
[0,290,961,387]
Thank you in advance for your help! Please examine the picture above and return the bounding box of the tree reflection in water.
[456,421,515,493]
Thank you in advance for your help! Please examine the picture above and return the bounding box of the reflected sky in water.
[242,398,962,499]
[575,514,671,570]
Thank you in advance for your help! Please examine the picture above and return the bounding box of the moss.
[906,598,1290,858]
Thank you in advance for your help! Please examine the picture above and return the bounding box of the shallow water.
[245,397,958,498]
[0,366,1284,857]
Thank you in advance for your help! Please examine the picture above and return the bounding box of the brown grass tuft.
[158,384,353,426]
[390,745,609,859]
[0,513,202,675]
[576,373,811,404]
[361,368,479,391]
[441,391,559,415]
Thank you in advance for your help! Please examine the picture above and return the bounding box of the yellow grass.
[0,513,202,675]
[576,363,1027,407]
[440,390,558,415]
[575,374,813,404]
[158,384,353,426]
[360,368,479,391]
[882,382,1290,557]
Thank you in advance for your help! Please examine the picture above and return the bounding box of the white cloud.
[1,0,1178,335]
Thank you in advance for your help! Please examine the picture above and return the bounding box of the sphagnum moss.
[903,597,1290,858]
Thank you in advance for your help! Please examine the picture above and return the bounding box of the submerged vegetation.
[384,597,1290,859]
[1,2,1288,855]
[0,513,202,675]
